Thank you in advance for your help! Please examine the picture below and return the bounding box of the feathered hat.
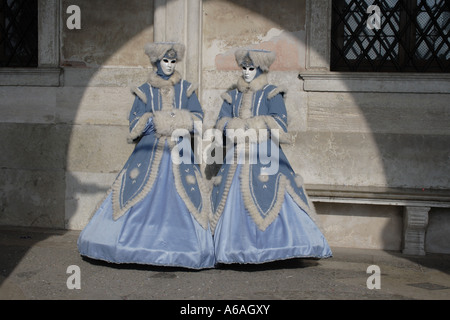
[235,48,276,73]
[144,42,185,64]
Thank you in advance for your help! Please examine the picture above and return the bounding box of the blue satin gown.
[77,142,216,269]
[213,164,332,265]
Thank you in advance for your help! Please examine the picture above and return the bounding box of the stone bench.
[307,185,450,256]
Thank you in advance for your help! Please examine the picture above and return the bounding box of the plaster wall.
[199,0,450,253]
[0,0,153,231]
[0,0,449,253]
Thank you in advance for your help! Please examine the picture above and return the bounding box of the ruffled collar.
[236,73,268,93]
[148,70,182,88]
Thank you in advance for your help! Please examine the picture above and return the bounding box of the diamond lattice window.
[0,0,38,68]
[331,0,450,72]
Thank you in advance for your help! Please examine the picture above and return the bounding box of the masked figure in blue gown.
[77,42,215,269]
[210,48,332,264]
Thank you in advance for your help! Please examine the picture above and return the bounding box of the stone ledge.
[308,184,450,208]
[299,71,450,93]
[0,68,62,87]
[307,184,450,256]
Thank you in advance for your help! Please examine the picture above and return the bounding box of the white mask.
[242,66,257,83]
[161,58,177,76]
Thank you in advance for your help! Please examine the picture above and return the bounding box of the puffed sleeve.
[128,85,153,142]
[215,91,234,133]
[186,84,204,122]
[266,89,288,133]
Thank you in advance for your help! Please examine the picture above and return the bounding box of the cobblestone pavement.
[1,227,449,303]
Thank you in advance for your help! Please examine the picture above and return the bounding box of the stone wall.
[0,0,154,230]
[0,0,449,254]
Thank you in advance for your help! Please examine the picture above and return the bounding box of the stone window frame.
[0,0,61,86]
[302,0,450,94]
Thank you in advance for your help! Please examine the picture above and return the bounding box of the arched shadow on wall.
[66,0,450,271]
[2,0,449,290]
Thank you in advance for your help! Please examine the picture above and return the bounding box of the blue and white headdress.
[144,42,185,64]
[234,48,276,72]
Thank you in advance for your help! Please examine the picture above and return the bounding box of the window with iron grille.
[0,0,38,68]
[331,0,450,72]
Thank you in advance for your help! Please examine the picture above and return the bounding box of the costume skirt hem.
[78,250,215,270]
[216,254,332,265]
[215,246,332,265]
